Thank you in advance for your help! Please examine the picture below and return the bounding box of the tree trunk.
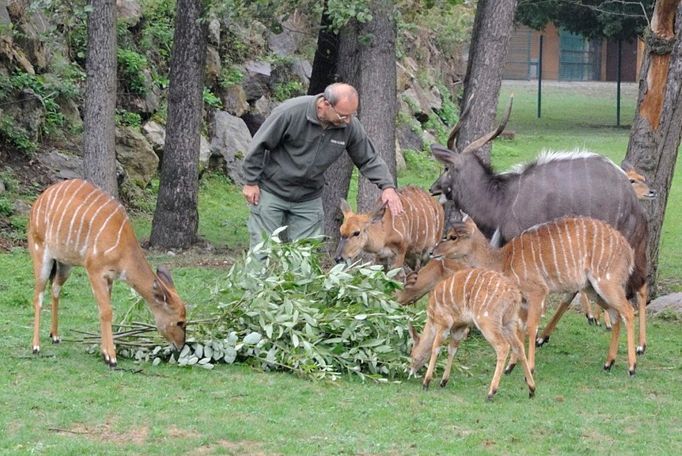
[149,0,207,249]
[624,0,682,295]
[456,0,518,164]
[321,22,360,256]
[82,0,117,197]
[357,0,397,213]
[308,0,338,95]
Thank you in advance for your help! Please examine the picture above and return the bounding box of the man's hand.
[243,184,261,205]
[381,187,404,216]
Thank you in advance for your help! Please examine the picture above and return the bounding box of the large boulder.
[142,120,211,169]
[116,0,142,27]
[219,84,249,117]
[647,293,682,317]
[210,111,252,185]
[242,60,272,101]
[115,126,159,188]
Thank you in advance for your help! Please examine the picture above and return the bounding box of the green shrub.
[272,80,305,102]
[115,110,142,128]
[203,88,223,109]
[219,66,245,88]
[117,48,149,96]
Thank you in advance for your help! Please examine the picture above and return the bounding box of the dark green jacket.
[242,95,395,202]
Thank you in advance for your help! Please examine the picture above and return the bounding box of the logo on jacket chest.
[330,139,346,146]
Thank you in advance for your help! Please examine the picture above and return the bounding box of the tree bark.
[321,22,360,256]
[82,0,117,197]
[308,0,338,95]
[149,0,207,249]
[624,0,682,294]
[357,0,397,213]
[456,0,518,164]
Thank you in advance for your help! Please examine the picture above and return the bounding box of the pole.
[616,39,622,127]
[538,34,543,118]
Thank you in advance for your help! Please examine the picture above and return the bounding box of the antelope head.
[334,199,386,263]
[430,96,513,200]
[431,216,477,261]
[151,266,187,350]
[621,161,657,200]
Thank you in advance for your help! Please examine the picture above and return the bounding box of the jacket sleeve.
[242,108,290,185]
[345,120,396,190]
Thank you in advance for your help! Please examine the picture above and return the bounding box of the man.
[242,82,403,251]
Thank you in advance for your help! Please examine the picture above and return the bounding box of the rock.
[242,60,272,101]
[13,199,31,215]
[115,126,159,188]
[210,111,252,185]
[207,19,220,45]
[647,293,682,316]
[219,84,249,117]
[38,150,83,180]
[205,45,221,86]
[142,120,166,154]
[116,0,142,27]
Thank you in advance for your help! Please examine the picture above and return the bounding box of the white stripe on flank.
[103,214,130,255]
[556,222,571,283]
[80,197,115,256]
[595,220,605,274]
[547,224,560,284]
[45,182,69,243]
[42,185,58,228]
[462,270,474,304]
[31,192,46,235]
[71,192,106,251]
[54,180,88,245]
[67,188,102,248]
[564,221,577,284]
[92,203,123,255]
[49,180,80,242]
[535,231,551,287]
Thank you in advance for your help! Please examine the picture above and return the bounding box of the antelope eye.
[352,231,361,237]
[177,321,187,329]
[449,235,458,241]
[629,179,636,183]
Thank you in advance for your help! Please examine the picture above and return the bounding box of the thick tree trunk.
[456,0,518,164]
[625,0,682,294]
[357,0,397,213]
[149,0,207,249]
[321,23,360,256]
[82,0,117,197]
[308,0,338,95]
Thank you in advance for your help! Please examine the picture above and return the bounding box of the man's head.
[320,83,358,126]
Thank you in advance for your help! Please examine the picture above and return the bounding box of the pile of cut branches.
[97,230,424,381]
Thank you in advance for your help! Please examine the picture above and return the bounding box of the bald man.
[242,82,403,253]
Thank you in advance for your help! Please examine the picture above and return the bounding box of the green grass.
[2,82,682,454]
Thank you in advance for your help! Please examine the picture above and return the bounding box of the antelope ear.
[156,266,175,287]
[620,160,634,173]
[464,216,477,232]
[431,143,457,164]
[339,199,352,216]
[152,280,169,303]
[370,205,386,223]
[408,323,420,345]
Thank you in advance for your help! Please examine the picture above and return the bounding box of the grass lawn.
[1,81,681,455]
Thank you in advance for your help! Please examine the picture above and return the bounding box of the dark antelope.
[432,216,637,376]
[28,179,187,367]
[431,97,649,354]
[335,186,443,270]
[408,267,535,401]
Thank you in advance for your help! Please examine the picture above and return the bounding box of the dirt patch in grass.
[189,439,272,456]
[50,420,149,445]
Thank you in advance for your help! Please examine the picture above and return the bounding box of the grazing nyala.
[28,179,187,367]
[432,215,638,376]
[335,186,443,271]
[409,267,535,401]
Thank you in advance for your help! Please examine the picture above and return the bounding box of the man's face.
[323,98,357,126]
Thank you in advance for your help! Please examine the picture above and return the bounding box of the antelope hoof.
[629,367,636,377]
[32,346,40,354]
[535,335,549,347]
[636,344,646,355]
[422,382,430,391]
[528,386,536,399]
[50,333,61,344]
[439,379,449,388]
[504,363,516,375]
[586,315,596,325]
[603,359,615,371]
[486,389,497,402]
